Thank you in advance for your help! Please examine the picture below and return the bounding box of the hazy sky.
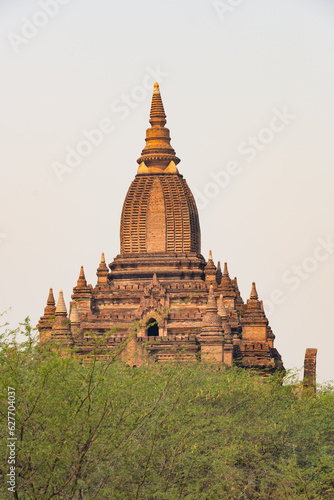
[1,0,334,382]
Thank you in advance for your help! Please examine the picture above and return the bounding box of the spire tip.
[250,282,258,300]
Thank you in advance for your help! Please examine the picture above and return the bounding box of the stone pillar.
[303,348,317,394]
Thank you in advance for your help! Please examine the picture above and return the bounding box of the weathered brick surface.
[242,326,267,341]
[37,82,287,374]
[146,177,166,252]
[303,348,317,393]
[121,174,200,255]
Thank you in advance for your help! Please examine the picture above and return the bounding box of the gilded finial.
[153,82,160,93]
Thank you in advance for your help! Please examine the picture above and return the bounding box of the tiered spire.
[53,290,71,336]
[201,285,223,337]
[206,285,218,313]
[205,250,217,284]
[219,262,235,295]
[250,282,258,300]
[72,266,92,300]
[77,266,87,288]
[149,82,167,127]
[97,253,109,285]
[69,303,80,325]
[243,282,268,325]
[55,290,67,316]
[137,82,180,171]
[47,288,55,306]
[37,288,56,334]
[43,288,56,316]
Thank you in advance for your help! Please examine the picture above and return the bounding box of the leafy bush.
[0,319,333,499]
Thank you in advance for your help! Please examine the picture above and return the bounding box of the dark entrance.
[147,318,159,337]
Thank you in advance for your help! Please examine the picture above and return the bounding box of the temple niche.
[38,82,284,374]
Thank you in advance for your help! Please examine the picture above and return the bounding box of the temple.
[38,82,284,373]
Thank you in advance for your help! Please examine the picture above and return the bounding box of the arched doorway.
[147,318,159,337]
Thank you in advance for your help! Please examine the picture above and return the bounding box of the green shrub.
[0,319,333,499]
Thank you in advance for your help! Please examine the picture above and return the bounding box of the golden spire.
[55,290,67,316]
[250,282,258,300]
[149,82,167,127]
[137,82,180,171]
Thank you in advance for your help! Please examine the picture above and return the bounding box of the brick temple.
[38,82,285,373]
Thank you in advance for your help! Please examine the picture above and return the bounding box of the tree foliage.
[0,319,334,499]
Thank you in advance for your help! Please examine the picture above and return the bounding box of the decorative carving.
[140,274,169,317]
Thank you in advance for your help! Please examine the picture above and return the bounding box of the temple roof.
[120,83,201,255]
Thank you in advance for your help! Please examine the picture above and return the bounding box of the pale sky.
[1,0,334,382]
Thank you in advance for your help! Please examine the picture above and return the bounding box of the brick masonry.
[38,82,315,377]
